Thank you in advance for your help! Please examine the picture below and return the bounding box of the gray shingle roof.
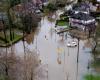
[72,2,90,12]
[71,12,94,21]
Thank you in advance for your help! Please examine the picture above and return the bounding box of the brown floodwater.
[0,10,95,80]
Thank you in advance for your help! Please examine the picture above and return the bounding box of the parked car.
[67,41,77,47]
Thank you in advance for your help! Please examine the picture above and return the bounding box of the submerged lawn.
[84,75,100,80]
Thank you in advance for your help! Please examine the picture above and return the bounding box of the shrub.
[46,3,57,12]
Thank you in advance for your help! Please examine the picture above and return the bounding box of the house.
[71,1,99,14]
[69,12,96,32]
[67,1,97,33]
[72,1,90,14]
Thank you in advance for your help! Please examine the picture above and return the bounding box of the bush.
[91,58,100,67]
[10,0,21,7]
[46,3,57,12]
[60,15,69,21]
[56,3,65,8]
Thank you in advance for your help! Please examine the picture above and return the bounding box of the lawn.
[60,15,69,21]
[84,74,100,80]
[0,74,8,80]
[56,20,69,26]
[8,33,22,43]
[0,32,22,47]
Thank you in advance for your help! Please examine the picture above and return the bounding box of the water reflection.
[25,32,35,44]
[57,47,64,65]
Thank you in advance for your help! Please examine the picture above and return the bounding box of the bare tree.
[0,48,40,80]
[23,49,40,80]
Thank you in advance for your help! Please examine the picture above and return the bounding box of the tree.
[10,0,21,7]
[6,0,17,41]
[4,0,26,41]
[23,51,39,80]
[78,0,82,2]
[0,49,40,80]
[92,22,100,55]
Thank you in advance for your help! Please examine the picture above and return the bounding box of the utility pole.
[76,37,80,80]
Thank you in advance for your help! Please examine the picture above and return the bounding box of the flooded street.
[0,0,100,80]
[0,11,93,80]
[11,15,93,80]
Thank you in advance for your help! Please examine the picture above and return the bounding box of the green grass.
[56,20,69,26]
[60,16,67,19]
[12,35,22,43]
[60,15,68,20]
[43,8,50,16]
[0,74,8,80]
[0,32,22,46]
[7,33,22,42]
[91,59,100,67]
[84,74,100,80]
[0,39,5,44]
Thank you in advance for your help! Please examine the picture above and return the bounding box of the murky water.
[0,11,94,80]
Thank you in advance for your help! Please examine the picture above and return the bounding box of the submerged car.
[67,41,77,47]
[55,26,68,33]
[55,28,64,33]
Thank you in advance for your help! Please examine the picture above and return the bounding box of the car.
[55,26,67,33]
[67,41,77,47]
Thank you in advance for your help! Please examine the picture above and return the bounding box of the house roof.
[72,2,90,12]
[71,12,95,21]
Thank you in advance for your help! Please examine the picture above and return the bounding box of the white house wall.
[69,18,95,25]
[70,21,85,30]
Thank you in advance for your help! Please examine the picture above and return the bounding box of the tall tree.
[10,0,21,7]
